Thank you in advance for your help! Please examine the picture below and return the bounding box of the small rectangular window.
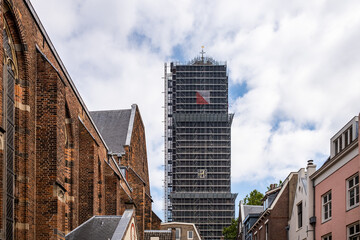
[188,230,193,239]
[347,173,359,210]
[322,234,332,240]
[322,191,332,222]
[198,169,207,178]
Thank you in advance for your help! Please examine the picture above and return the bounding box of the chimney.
[306,160,317,236]
[306,160,316,176]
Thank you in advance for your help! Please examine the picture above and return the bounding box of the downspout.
[285,225,289,240]
[312,180,316,240]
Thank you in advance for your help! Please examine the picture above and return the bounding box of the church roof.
[66,209,136,240]
[90,106,136,155]
[66,216,122,240]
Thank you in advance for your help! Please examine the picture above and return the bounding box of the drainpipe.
[285,225,289,240]
[312,180,316,240]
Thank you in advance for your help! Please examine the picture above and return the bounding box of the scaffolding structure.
[164,57,237,240]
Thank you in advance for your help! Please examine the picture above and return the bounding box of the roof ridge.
[90,109,131,112]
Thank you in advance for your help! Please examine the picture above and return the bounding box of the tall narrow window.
[265,223,269,240]
[347,174,359,210]
[3,21,17,240]
[322,191,332,222]
[176,228,181,240]
[297,202,303,228]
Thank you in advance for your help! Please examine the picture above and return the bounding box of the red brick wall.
[251,180,294,240]
[0,2,156,240]
[105,166,118,215]
[129,108,151,195]
[151,211,162,230]
[120,106,156,238]
[78,123,95,225]
[35,51,66,240]
[0,1,110,239]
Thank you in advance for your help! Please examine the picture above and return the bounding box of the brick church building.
[0,0,160,239]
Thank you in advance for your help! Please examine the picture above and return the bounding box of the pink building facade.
[311,116,359,240]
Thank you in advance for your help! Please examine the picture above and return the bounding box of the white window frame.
[187,230,193,239]
[322,233,332,240]
[347,173,359,210]
[347,221,359,240]
[322,191,332,222]
[176,228,181,240]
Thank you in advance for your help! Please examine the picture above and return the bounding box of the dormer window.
[331,117,358,157]
[334,126,354,155]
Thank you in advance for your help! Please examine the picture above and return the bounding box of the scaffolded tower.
[164,53,237,239]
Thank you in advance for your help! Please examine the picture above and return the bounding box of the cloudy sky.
[31,0,360,220]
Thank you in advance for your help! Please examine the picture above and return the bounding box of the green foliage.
[243,189,264,205]
[222,218,238,240]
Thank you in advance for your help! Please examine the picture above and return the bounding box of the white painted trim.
[161,222,201,239]
[313,146,358,186]
[125,104,137,146]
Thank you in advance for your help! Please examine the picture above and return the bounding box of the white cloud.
[31,0,360,218]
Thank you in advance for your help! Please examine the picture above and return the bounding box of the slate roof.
[66,209,136,240]
[90,109,132,154]
[66,216,122,240]
[243,205,263,219]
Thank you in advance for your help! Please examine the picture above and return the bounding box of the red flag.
[196,91,210,104]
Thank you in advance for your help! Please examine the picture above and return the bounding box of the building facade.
[287,161,316,240]
[91,105,160,239]
[164,56,237,239]
[0,1,160,239]
[160,222,202,240]
[237,201,263,240]
[311,116,359,240]
[249,173,297,240]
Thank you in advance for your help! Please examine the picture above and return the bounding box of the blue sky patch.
[301,122,316,131]
[128,31,160,53]
[229,81,248,104]
[171,44,186,62]
[128,31,151,46]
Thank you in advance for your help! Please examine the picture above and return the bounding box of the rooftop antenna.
[200,46,206,62]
